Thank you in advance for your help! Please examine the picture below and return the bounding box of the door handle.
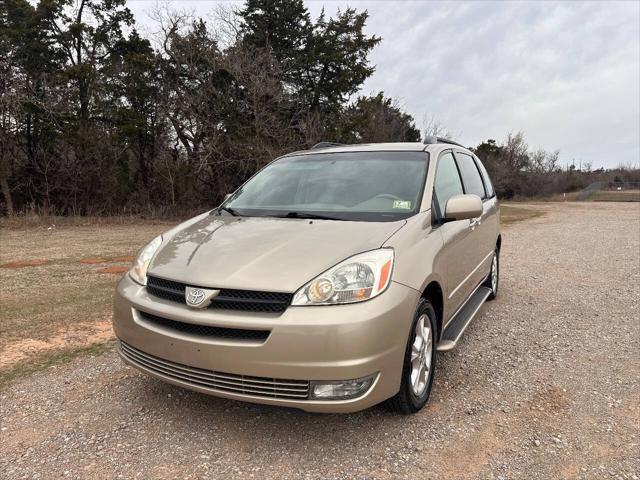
[470,217,481,230]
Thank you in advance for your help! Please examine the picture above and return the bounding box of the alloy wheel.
[491,254,498,294]
[410,314,433,396]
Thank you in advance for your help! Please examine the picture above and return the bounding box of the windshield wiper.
[217,206,239,216]
[276,212,346,221]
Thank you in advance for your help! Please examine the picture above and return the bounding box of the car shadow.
[124,369,446,444]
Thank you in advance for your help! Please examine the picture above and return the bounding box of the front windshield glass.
[224,151,429,222]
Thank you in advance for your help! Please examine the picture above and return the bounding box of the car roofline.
[279,141,474,159]
[281,142,428,157]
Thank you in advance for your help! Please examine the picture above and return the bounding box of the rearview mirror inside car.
[445,194,483,221]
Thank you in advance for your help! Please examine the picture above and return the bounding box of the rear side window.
[474,156,495,198]
[434,152,464,217]
[455,152,486,199]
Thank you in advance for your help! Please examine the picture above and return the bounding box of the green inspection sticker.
[392,200,412,209]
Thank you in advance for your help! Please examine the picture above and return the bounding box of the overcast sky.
[127,0,640,169]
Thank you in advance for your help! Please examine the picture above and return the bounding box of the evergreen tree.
[336,92,421,143]
[301,8,380,112]
[239,0,311,66]
[239,1,381,114]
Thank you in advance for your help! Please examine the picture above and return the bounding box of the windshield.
[224,151,429,222]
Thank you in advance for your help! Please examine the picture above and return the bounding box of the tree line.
[1,0,421,216]
[1,0,637,216]
[473,133,639,199]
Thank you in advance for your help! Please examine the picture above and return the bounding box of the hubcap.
[410,314,433,396]
[491,254,498,293]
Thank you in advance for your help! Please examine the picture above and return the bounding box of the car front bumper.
[112,274,420,413]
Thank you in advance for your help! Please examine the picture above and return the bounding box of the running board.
[437,286,492,352]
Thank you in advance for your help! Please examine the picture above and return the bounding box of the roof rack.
[310,142,346,150]
[423,136,466,148]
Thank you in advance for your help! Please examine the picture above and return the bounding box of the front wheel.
[387,298,437,414]
[483,248,499,300]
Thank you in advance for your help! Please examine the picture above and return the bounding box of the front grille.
[146,276,184,303]
[119,341,310,400]
[138,311,270,342]
[146,276,293,313]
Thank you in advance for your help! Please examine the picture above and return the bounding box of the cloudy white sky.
[127,0,640,169]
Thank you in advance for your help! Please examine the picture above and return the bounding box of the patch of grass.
[0,214,181,229]
[507,190,640,203]
[0,340,115,388]
[0,221,168,375]
[500,204,544,225]
[590,190,640,202]
[510,192,581,202]
[0,271,116,342]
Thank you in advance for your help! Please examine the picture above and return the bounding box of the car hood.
[148,214,406,292]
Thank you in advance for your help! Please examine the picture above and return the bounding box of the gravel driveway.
[1,202,639,479]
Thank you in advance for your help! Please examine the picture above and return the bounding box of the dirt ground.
[0,202,639,479]
[0,221,171,373]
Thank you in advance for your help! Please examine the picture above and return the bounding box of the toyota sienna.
[112,137,501,414]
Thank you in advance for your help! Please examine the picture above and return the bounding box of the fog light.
[309,374,376,400]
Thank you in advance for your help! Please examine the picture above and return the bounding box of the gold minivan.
[113,138,501,414]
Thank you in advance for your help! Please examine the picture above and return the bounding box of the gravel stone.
[0,202,639,479]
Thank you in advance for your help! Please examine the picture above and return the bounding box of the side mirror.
[223,193,233,202]
[444,194,482,221]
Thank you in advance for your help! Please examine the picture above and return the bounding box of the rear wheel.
[387,298,437,414]
[483,248,499,300]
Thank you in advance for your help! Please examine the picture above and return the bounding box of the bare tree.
[530,149,560,174]
[209,4,244,49]
[422,114,452,140]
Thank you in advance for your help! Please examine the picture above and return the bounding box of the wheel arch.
[422,281,443,340]
[496,234,502,251]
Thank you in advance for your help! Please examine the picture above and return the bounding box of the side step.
[436,286,492,352]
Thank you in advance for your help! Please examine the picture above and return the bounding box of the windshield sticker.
[392,200,412,210]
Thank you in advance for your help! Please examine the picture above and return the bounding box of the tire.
[483,247,499,301]
[386,298,437,414]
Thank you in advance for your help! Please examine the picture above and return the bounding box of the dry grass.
[590,190,640,202]
[510,189,640,203]
[500,204,544,224]
[0,340,116,388]
[0,221,174,378]
[510,192,582,202]
[0,214,185,230]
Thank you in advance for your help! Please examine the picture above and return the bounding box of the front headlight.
[292,249,394,306]
[129,235,162,285]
